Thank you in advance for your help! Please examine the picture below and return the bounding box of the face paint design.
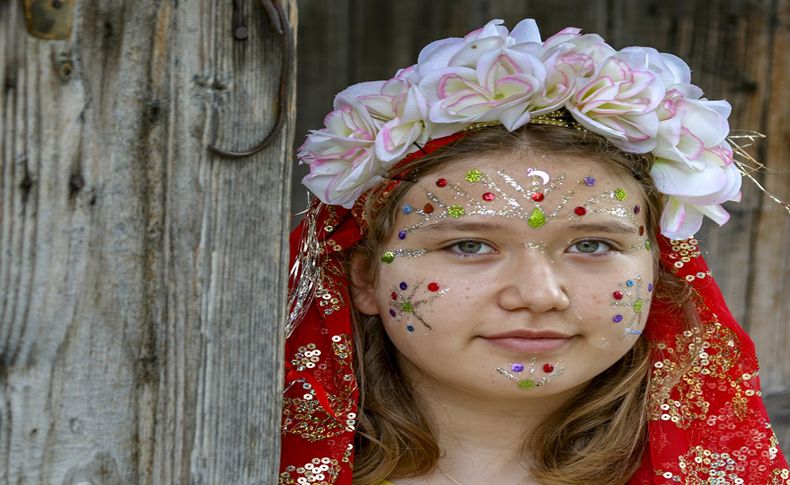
[526,168,551,185]
[595,337,611,350]
[496,357,564,390]
[373,154,654,404]
[523,241,547,252]
[387,280,451,331]
[610,275,653,338]
[397,169,636,238]
[381,248,430,264]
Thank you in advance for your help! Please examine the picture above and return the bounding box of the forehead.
[402,151,643,205]
[392,150,647,238]
[417,151,636,192]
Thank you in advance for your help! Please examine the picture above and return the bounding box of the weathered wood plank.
[747,0,790,451]
[1,0,297,483]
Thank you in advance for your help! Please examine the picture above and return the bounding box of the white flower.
[416,19,541,76]
[296,18,746,239]
[419,48,548,134]
[652,149,742,238]
[567,51,665,153]
[300,94,385,207]
[373,76,430,162]
[655,88,732,169]
[618,46,692,87]
[532,29,617,114]
[540,28,616,79]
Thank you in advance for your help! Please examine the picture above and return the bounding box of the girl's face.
[353,151,655,399]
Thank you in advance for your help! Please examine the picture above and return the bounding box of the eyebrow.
[565,221,639,235]
[417,220,513,233]
[413,219,639,235]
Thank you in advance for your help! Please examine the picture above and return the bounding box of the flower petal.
[651,159,727,197]
[659,197,704,239]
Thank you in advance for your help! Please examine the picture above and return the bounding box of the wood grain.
[1,0,297,482]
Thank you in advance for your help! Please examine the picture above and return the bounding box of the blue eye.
[568,239,614,255]
[447,240,495,256]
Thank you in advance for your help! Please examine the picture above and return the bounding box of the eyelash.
[566,239,619,256]
[443,239,497,257]
[441,238,621,257]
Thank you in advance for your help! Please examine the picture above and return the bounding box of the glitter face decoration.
[380,248,429,264]
[496,357,564,390]
[355,153,655,404]
[610,275,653,338]
[523,241,547,252]
[395,168,636,239]
[387,279,451,332]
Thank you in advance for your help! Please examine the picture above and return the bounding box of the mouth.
[480,330,574,353]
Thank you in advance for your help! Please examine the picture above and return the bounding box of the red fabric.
[628,236,789,483]
[279,137,790,485]
[279,137,462,485]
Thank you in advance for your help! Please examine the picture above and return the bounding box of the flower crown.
[298,18,743,240]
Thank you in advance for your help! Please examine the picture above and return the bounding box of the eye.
[567,239,614,255]
[446,240,496,256]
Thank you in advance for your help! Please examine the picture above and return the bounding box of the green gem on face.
[401,301,413,312]
[447,204,465,218]
[633,298,644,313]
[644,240,652,251]
[518,379,536,390]
[614,188,628,201]
[381,251,395,264]
[527,206,546,229]
[465,169,483,183]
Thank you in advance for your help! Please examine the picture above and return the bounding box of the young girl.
[279,19,790,485]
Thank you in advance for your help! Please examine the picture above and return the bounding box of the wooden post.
[0,0,297,482]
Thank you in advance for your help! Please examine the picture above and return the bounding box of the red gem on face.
[613,290,624,300]
[531,192,544,202]
[482,192,495,201]
[391,292,398,300]
[543,363,554,373]
[427,282,440,292]
[423,203,434,214]
[574,206,587,216]
[639,225,645,236]
[436,178,448,187]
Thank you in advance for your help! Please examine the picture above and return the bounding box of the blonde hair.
[349,125,696,485]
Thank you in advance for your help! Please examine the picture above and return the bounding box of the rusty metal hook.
[207,0,293,159]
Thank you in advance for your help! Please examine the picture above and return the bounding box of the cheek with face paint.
[366,154,659,400]
[609,275,654,338]
[386,279,451,333]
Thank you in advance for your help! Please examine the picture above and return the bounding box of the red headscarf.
[278,136,790,485]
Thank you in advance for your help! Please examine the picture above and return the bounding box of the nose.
[497,252,570,313]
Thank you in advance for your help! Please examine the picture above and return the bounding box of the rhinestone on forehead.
[396,169,637,238]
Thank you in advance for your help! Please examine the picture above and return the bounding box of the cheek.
[580,269,655,339]
[376,263,461,334]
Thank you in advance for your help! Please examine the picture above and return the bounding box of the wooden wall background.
[2,0,296,482]
[292,0,790,449]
